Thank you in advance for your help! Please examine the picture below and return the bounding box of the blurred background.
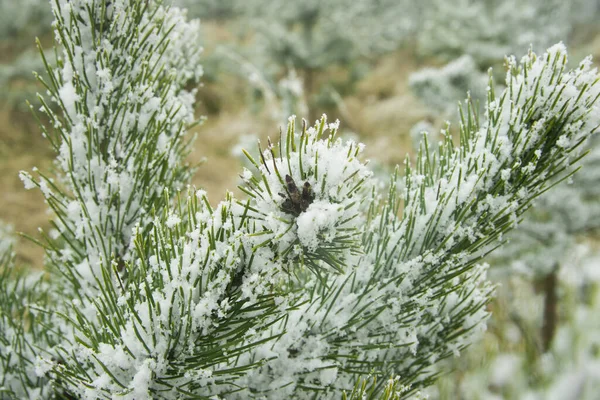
[1,0,600,398]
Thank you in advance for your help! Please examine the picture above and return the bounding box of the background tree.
[192,0,421,122]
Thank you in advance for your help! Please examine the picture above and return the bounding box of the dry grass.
[338,50,431,164]
[0,108,53,267]
[189,110,274,203]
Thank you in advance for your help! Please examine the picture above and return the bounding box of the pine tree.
[0,0,52,41]
[173,0,237,20]
[2,1,600,399]
[409,0,600,127]
[409,55,488,117]
[213,0,420,121]
[416,0,575,65]
[0,0,53,111]
[5,0,202,396]
[0,50,47,111]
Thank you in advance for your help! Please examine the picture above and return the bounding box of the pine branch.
[19,0,202,313]
[0,254,56,398]
[32,44,600,398]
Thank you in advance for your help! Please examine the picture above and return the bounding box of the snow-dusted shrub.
[0,265,51,398]
[173,0,237,20]
[0,50,46,110]
[237,0,417,69]
[409,55,488,116]
[6,0,203,395]
[3,1,600,399]
[20,0,203,292]
[417,0,574,65]
[219,48,308,125]
[0,0,52,40]
[411,0,600,130]
[434,106,600,400]
[220,0,420,119]
[0,220,55,398]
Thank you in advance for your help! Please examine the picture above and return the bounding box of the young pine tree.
[0,0,52,41]
[416,0,575,65]
[5,0,202,397]
[2,1,600,399]
[409,55,488,117]
[220,0,420,121]
[410,0,600,125]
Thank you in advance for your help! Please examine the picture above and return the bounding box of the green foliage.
[20,0,203,294]
[1,1,600,399]
[0,249,55,398]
